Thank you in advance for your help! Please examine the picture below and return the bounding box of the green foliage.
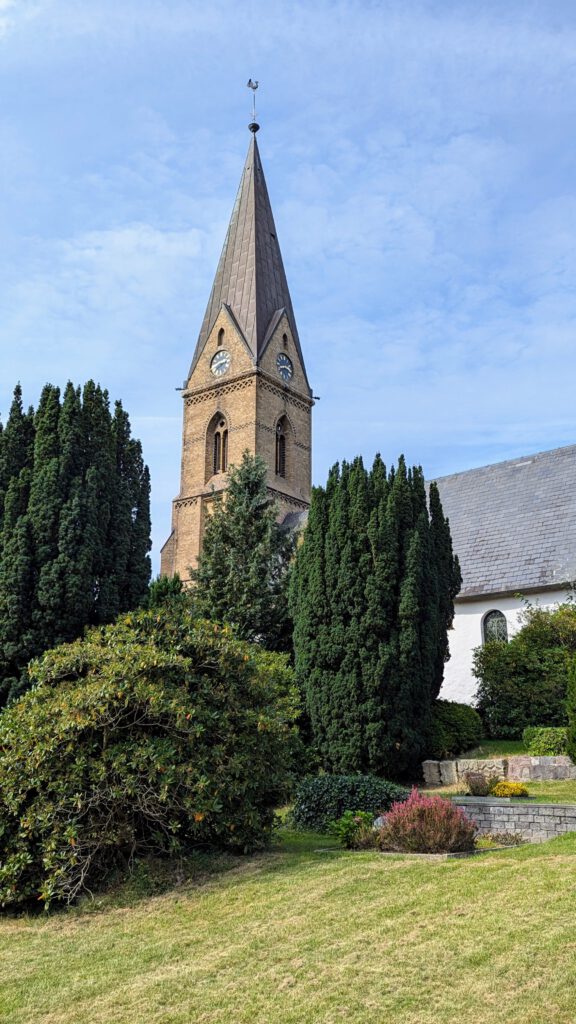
[566,657,576,764]
[491,781,529,798]
[473,603,576,738]
[0,382,151,705]
[522,726,568,756]
[290,454,461,778]
[144,573,186,609]
[328,810,378,850]
[291,774,408,832]
[191,453,294,652]
[428,699,484,758]
[0,605,298,908]
[378,788,477,853]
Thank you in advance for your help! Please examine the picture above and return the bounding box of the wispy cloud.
[1,0,575,567]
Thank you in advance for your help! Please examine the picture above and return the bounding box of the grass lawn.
[428,780,576,803]
[461,738,527,758]
[2,830,576,1024]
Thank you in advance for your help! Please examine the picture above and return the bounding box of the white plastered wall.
[440,587,571,705]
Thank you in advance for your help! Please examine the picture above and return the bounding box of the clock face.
[210,350,231,377]
[276,353,293,382]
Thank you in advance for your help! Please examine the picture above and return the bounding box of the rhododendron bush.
[0,607,298,908]
[379,789,477,853]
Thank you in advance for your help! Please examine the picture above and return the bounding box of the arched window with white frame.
[482,609,508,644]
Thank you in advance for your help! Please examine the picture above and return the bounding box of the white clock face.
[210,350,231,377]
[276,353,293,382]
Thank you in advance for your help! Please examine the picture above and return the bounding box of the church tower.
[161,123,313,580]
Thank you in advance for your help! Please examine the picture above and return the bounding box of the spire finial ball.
[248,121,260,133]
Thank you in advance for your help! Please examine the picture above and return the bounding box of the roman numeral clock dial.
[276,353,293,382]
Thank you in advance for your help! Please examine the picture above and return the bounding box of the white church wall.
[440,587,571,705]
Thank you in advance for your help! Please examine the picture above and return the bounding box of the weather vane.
[247,78,260,133]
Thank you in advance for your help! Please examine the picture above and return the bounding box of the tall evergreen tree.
[191,452,294,651]
[0,381,151,704]
[290,454,461,778]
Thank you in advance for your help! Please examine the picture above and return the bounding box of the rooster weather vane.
[247,79,259,132]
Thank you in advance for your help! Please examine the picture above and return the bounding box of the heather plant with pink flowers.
[378,788,477,853]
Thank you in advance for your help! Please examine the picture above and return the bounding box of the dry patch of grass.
[2,831,576,1023]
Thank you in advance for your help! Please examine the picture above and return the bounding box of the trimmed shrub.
[522,726,568,756]
[0,608,299,908]
[378,788,477,853]
[428,699,483,758]
[567,657,576,764]
[491,781,529,798]
[291,775,408,833]
[328,811,378,850]
[473,604,576,738]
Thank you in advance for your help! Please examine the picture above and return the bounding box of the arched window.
[217,327,225,347]
[275,417,287,477]
[207,414,228,479]
[483,610,508,644]
[282,332,288,349]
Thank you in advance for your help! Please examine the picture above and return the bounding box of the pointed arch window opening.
[275,419,287,478]
[282,332,288,349]
[212,418,228,475]
[217,328,225,347]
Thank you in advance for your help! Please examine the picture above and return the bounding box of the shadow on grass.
[69,828,341,916]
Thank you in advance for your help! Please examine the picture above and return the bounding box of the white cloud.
[1,0,576,568]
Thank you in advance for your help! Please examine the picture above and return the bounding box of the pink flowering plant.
[378,788,477,854]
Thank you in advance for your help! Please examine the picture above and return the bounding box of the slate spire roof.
[188,132,308,387]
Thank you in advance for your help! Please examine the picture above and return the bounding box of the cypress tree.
[290,453,461,778]
[0,381,151,703]
[0,385,34,530]
[191,452,294,651]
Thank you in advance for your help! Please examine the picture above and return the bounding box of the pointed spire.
[188,132,308,387]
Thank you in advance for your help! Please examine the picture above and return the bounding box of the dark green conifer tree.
[0,380,151,704]
[191,452,294,651]
[290,453,461,778]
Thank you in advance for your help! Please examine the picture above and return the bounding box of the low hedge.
[291,774,408,832]
[428,699,483,759]
[522,726,568,756]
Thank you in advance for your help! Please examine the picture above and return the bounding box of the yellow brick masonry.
[161,307,312,581]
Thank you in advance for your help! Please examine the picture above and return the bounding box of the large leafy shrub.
[428,699,483,758]
[522,726,568,756]
[379,789,477,853]
[291,775,408,832]
[0,608,298,908]
[473,604,576,737]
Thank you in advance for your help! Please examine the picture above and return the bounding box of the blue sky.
[1,0,575,572]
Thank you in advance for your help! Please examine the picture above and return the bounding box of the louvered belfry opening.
[276,417,287,478]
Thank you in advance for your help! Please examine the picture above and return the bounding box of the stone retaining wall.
[453,797,576,841]
[422,755,576,786]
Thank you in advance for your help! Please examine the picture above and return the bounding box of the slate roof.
[188,133,309,387]
[433,445,576,600]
